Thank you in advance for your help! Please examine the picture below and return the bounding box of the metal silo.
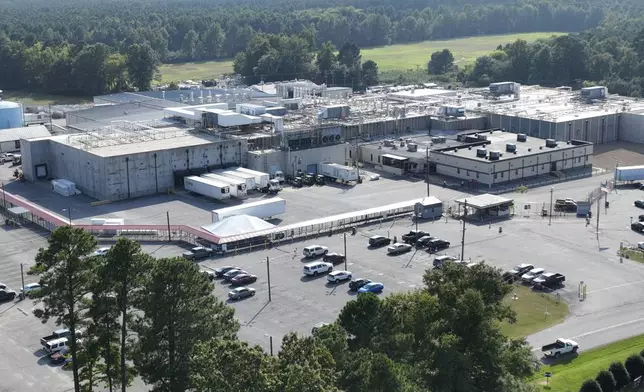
[0,101,23,129]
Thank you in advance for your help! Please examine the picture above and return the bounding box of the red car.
[230,274,258,286]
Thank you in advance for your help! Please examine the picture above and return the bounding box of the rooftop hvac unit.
[517,133,527,142]
[407,143,418,152]
[476,148,487,158]
[580,86,608,100]
[545,139,557,148]
[489,151,501,160]
[506,143,516,152]
[431,136,446,144]
[477,134,488,141]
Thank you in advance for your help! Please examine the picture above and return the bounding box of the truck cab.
[273,171,285,184]
[260,179,282,194]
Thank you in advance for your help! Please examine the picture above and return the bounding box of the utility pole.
[266,257,272,302]
[269,335,273,356]
[20,263,25,300]
[596,195,601,239]
[1,181,6,210]
[549,187,553,226]
[63,208,72,226]
[166,211,171,241]
[48,104,53,132]
[426,147,430,197]
[343,233,347,271]
[461,200,467,261]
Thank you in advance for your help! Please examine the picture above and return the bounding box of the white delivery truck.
[184,176,231,200]
[234,167,270,189]
[217,170,257,191]
[318,163,359,182]
[211,198,286,222]
[201,173,248,198]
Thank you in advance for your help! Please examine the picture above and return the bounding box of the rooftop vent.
[431,136,446,144]
[506,143,516,152]
[407,143,418,152]
[489,151,501,160]
[464,135,479,143]
[546,139,557,148]
[476,148,487,158]
[517,133,527,142]
[477,134,488,141]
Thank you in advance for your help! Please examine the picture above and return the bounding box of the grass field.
[2,91,90,106]
[158,32,564,83]
[500,285,568,339]
[534,334,644,391]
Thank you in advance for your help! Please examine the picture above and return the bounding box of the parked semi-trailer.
[211,198,286,222]
[318,163,359,182]
[234,167,270,189]
[217,170,257,191]
[184,176,231,200]
[615,165,644,182]
[201,173,248,198]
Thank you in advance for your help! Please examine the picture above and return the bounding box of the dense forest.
[0,0,643,96]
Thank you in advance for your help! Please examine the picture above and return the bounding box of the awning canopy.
[381,153,409,161]
[454,194,513,209]
[8,206,29,215]
[201,214,275,237]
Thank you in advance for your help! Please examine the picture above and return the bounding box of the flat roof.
[435,130,590,162]
[417,196,442,206]
[0,125,50,143]
[381,153,409,161]
[455,194,513,209]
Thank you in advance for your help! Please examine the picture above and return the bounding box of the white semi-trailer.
[318,163,359,182]
[184,176,231,200]
[211,198,286,222]
[217,170,257,191]
[234,167,270,189]
[201,173,248,198]
[615,165,644,182]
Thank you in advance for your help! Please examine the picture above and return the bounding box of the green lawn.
[621,247,644,263]
[157,32,563,83]
[500,285,568,339]
[2,91,91,106]
[534,334,644,392]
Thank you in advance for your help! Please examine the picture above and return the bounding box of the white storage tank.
[0,101,23,129]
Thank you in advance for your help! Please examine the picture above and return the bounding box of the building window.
[494,173,498,179]
[532,166,535,172]
[466,170,470,177]
[577,157,581,162]
[457,168,460,174]
[515,170,518,175]
[501,172,504,178]
[14,140,20,149]
[476,173,479,178]
[377,156,380,163]
[541,165,544,170]
[370,154,373,162]
[585,156,588,161]
[349,150,352,158]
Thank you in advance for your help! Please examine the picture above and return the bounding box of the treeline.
[457,18,644,96]
[32,226,537,392]
[0,36,158,96]
[0,0,614,65]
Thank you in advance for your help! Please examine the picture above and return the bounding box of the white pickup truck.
[541,338,579,358]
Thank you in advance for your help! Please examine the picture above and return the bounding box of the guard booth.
[415,196,443,219]
[454,194,514,219]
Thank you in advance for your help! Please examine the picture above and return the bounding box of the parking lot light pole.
[62,208,72,226]
[20,263,25,300]
[549,187,554,226]
[265,334,274,356]
[343,233,347,270]
[461,200,467,261]
[266,257,272,302]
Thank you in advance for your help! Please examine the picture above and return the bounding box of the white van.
[44,337,68,354]
[303,262,333,276]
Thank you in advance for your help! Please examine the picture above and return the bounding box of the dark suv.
[426,239,450,253]
[402,230,429,244]
[0,289,16,302]
[632,221,644,233]
[349,278,372,291]
[323,253,346,265]
[368,235,391,247]
[182,246,212,261]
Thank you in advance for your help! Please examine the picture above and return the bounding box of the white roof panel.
[0,125,50,143]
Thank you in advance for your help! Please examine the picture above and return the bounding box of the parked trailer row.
[211,198,286,222]
[184,176,231,200]
[318,163,359,182]
[201,173,248,198]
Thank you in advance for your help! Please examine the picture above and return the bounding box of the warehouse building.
[21,125,247,201]
[0,125,50,154]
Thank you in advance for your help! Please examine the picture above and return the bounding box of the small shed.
[415,196,443,219]
[455,193,514,217]
[0,125,50,153]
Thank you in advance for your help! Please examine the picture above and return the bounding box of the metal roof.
[381,153,409,161]
[0,125,50,143]
[454,194,514,209]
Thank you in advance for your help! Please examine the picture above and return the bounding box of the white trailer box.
[184,176,231,200]
[211,198,286,222]
[201,173,248,198]
[615,165,644,182]
[318,163,359,182]
[216,170,257,190]
[234,167,270,189]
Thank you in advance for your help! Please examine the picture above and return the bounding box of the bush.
[595,369,616,392]
[625,354,644,380]
[579,379,603,392]
[609,361,630,390]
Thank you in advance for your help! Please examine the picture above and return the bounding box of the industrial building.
[0,125,50,153]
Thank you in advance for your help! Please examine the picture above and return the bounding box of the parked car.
[349,278,372,291]
[503,263,535,282]
[214,266,238,277]
[632,221,644,233]
[228,287,256,300]
[182,246,212,261]
[327,270,352,283]
[230,274,258,286]
[93,247,111,256]
[639,242,644,250]
[0,153,14,163]
[387,243,412,255]
[0,289,16,302]
[415,235,437,248]
[368,235,391,247]
[541,338,578,358]
[303,245,329,258]
[44,337,69,354]
[358,282,384,294]
[433,255,458,268]
[426,239,450,253]
[302,261,333,277]
[636,200,644,209]
[402,230,429,244]
[521,267,545,283]
[0,283,7,290]
[639,215,644,222]
[554,198,577,212]
[311,322,330,333]
[201,270,216,281]
[533,272,566,288]
[21,283,41,294]
[323,253,346,265]
[49,347,70,364]
[223,269,249,281]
